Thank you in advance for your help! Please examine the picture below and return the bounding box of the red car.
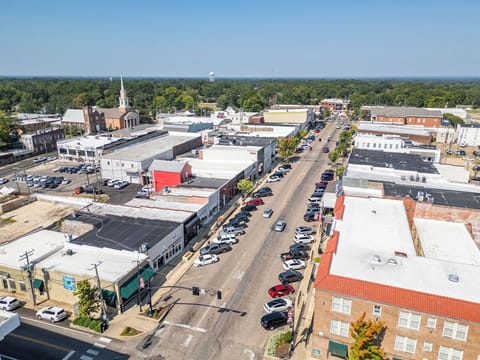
[246,197,264,206]
[268,284,295,298]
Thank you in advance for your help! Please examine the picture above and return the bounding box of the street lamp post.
[19,250,36,306]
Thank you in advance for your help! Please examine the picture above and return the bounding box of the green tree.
[277,137,298,161]
[443,113,465,126]
[0,111,21,149]
[297,129,308,140]
[74,280,99,318]
[328,150,339,163]
[237,179,254,197]
[348,312,386,360]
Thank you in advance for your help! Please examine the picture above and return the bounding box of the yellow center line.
[10,333,72,352]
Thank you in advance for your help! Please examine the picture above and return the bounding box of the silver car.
[263,208,273,218]
[274,220,286,232]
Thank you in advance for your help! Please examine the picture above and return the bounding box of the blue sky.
[0,0,478,78]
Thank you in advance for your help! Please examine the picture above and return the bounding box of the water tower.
[209,71,215,82]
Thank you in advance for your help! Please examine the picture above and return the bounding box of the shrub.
[120,326,140,336]
[72,316,102,333]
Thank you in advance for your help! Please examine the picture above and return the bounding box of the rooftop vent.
[394,251,408,258]
[448,274,459,283]
[387,258,398,265]
[63,249,74,256]
[371,255,382,265]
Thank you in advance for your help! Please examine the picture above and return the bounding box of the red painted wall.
[152,163,192,192]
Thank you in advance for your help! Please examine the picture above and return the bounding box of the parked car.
[233,213,250,222]
[33,157,47,163]
[304,211,317,222]
[293,234,315,244]
[224,218,248,228]
[308,196,322,204]
[278,164,292,172]
[252,188,273,198]
[280,250,309,261]
[200,243,232,256]
[263,298,293,313]
[261,311,288,330]
[193,254,219,267]
[455,150,466,156]
[213,233,238,245]
[241,204,257,212]
[114,180,129,189]
[107,179,121,187]
[268,284,295,298]
[279,270,304,284]
[36,306,68,322]
[222,226,246,236]
[289,243,311,252]
[62,178,71,185]
[0,296,21,311]
[473,150,480,157]
[84,186,103,194]
[263,208,273,218]
[272,171,284,178]
[266,175,281,183]
[136,190,150,198]
[283,259,306,271]
[295,226,316,235]
[274,219,286,232]
[47,156,58,162]
[246,197,264,206]
[0,178,8,185]
[321,173,334,181]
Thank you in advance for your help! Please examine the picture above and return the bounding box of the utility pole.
[88,261,107,322]
[19,250,36,306]
[132,258,143,312]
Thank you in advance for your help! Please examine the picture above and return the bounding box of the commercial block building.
[312,195,480,360]
[368,106,443,128]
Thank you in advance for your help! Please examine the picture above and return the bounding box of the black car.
[200,242,232,256]
[321,173,334,181]
[272,171,284,178]
[253,188,273,198]
[241,204,257,212]
[280,250,309,261]
[322,146,330,153]
[261,311,288,330]
[278,164,292,171]
[225,218,248,227]
[238,210,252,217]
[304,211,317,222]
[53,176,64,184]
[290,243,311,252]
[233,213,250,222]
[84,186,103,194]
[278,270,303,284]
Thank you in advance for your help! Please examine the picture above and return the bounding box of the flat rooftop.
[0,230,66,269]
[383,182,480,210]
[57,135,120,149]
[70,213,180,252]
[414,218,480,265]
[349,149,439,174]
[357,123,431,136]
[333,196,480,303]
[37,243,147,282]
[178,177,227,189]
[104,133,198,161]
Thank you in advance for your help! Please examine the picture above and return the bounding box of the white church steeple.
[118,76,129,112]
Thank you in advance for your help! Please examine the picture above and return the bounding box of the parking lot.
[4,159,141,205]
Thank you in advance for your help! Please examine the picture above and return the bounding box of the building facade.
[62,107,106,135]
[320,98,350,114]
[369,107,443,128]
[20,128,65,154]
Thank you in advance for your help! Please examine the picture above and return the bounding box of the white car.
[36,306,68,322]
[263,298,293,313]
[62,178,71,185]
[266,175,281,183]
[283,259,306,271]
[293,234,315,244]
[114,180,129,189]
[0,178,8,185]
[213,233,238,245]
[0,296,20,311]
[193,254,219,267]
[295,226,316,235]
[263,208,273,218]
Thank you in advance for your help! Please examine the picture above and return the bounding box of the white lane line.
[98,336,112,343]
[182,334,193,347]
[163,320,207,333]
[62,352,75,360]
[80,356,93,360]
[93,343,106,349]
[86,349,99,356]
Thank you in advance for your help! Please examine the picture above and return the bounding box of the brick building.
[369,107,443,128]
[312,195,480,360]
[320,98,350,114]
[62,106,105,135]
[20,128,65,154]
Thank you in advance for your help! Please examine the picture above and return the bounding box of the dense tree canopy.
[0,78,479,123]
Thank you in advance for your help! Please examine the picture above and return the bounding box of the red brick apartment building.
[312,195,480,360]
[369,106,442,128]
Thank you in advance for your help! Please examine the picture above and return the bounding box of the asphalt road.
[143,123,339,360]
[0,321,128,360]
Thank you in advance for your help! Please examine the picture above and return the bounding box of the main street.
[143,122,339,360]
[0,321,128,360]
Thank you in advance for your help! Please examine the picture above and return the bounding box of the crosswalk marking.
[80,356,93,360]
[86,349,99,356]
[98,337,112,343]
[93,343,106,349]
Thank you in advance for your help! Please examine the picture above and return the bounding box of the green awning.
[101,289,117,306]
[328,341,348,358]
[33,278,44,290]
[393,358,402,360]
[120,265,155,299]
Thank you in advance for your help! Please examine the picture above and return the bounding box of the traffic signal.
[192,286,200,296]
[216,290,222,300]
[100,321,108,333]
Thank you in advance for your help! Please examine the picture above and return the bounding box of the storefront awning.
[392,357,402,360]
[328,340,348,358]
[120,265,155,299]
[101,289,117,306]
[33,278,44,290]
